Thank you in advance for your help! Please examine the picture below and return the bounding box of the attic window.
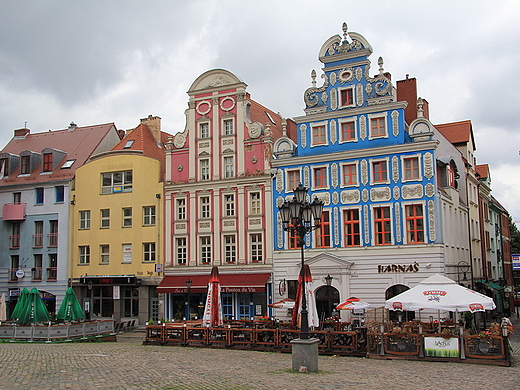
[61,160,75,169]
[124,140,135,149]
[265,111,276,124]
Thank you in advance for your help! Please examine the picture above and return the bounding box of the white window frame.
[143,242,156,262]
[143,206,156,226]
[79,245,90,265]
[200,196,210,219]
[199,122,210,139]
[369,157,390,185]
[176,198,186,220]
[200,236,212,264]
[224,234,236,263]
[249,191,261,215]
[101,170,133,194]
[310,121,328,147]
[224,194,235,217]
[401,201,427,245]
[370,203,394,246]
[340,161,359,187]
[176,237,187,265]
[250,233,263,263]
[285,169,301,193]
[368,112,388,140]
[122,207,132,227]
[100,244,109,264]
[223,118,234,135]
[79,210,90,230]
[338,117,358,143]
[341,206,362,247]
[100,209,110,228]
[200,159,210,181]
[401,154,422,182]
[223,156,234,178]
[338,86,356,108]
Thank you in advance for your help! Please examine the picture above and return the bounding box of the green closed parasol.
[16,288,50,324]
[57,287,85,321]
[10,287,30,321]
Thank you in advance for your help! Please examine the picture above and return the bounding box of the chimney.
[14,128,30,138]
[140,115,162,143]
[397,75,417,125]
[68,121,77,131]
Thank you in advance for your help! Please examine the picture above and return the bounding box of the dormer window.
[20,155,30,174]
[339,87,355,108]
[43,153,53,172]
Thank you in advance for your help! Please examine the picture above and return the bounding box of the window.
[342,163,358,186]
[287,170,300,192]
[0,157,9,177]
[20,155,30,174]
[47,254,57,280]
[100,244,110,264]
[250,192,261,215]
[101,171,132,194]
[55,186,64,203]
[122,287,139,317]
[224,119,234,135]
[10,255,19,282]
[123,207,132,227]
[32,254,43,281]
[143,206,156,226]
[200,196,210,218]
[35,187,44,205]
[48,220,58,247]
[312,124,327,145]
[33,221,43,247]
[224,156,234,178]
[10,222,20,249]
[374,206,391,245]
[199,122,209,139]
[403,157,420,181]
[250,234,263,263]
[343,209,361,247]
[405,204,425,244]
[61,159,75,169]
[341,121,356,141]
[143,243,156,262]
[313,166,328,188]
[288,223,300,250]
[339,87,354,107]
[79,210,91,229]
[224,194,235,216]
[200,236,211,264]
[43,153,52,172]
[13,192,21,204]
[315,210,330,248]
[176,199,186,220]
[200,159,210,181]
[124,140,135,149]
[101,209,110,228]
[370,117,386,138]
[372,161,388,183]
[224,235,236,263]
[79,246,90,264]
[447,162,456,187]
[176,237,187,265]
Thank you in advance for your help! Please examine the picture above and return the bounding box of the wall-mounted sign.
[378,262,419,273]
[15,269,25,279]
[513,254,520,271]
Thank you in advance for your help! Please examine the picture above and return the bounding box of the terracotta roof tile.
[475,164,489,179]
[435,120,473,145]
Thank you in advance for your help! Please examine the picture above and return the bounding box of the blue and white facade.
[271,24,470,321]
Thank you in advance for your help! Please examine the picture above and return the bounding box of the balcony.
[47,233,58,247]
[2,203,26,221]
[33,234,43,248]
[32,267,42,281]
[9,235,20,249]
[47,267,57,281]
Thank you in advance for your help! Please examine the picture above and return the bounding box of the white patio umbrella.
[385,274,496,313]
[0,293,6,322]
[268,298,295,309]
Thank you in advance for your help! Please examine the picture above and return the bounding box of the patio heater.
[279,184,324,340]
[325,274,333,318]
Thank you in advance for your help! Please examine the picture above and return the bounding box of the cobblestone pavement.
[0,317,518,390]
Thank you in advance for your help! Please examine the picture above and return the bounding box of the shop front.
[158,273,271,321]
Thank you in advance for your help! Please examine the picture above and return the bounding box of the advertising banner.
[512,254,520,271]
[424,336,459,357]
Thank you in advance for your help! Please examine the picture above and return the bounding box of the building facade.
[271,24,471,322]
[0,123,121,317]
[159,69,294,321]
[69,117,169,324]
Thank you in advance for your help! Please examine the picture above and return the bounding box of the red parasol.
[202,266,223,327]
[291,264,319,328]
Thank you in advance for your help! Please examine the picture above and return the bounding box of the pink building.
[159,69,295,320]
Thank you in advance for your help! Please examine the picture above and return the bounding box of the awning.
[157,273,271,294]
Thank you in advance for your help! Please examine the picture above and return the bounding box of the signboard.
[424,336,459,357]
[123,244,132,263]
[512,254,520,271]
[113,286,120,300]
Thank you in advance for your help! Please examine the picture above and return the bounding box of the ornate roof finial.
[417,97,424,118]
[342,22,349,43]
[282,119,287,136]
[378,56,384,75]
[311,69,317,87]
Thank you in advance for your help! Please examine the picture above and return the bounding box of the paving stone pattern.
[0,317,518,390]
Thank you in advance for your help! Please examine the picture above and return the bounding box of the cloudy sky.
[1,0,519,222]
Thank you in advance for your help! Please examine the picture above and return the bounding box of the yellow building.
[70,116,168,324]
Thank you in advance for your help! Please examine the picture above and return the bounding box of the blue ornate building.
[271,23,470,321]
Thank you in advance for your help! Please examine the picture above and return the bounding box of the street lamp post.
[279,184,324,340]
[186,279,192,320]
[325,274,333,318]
